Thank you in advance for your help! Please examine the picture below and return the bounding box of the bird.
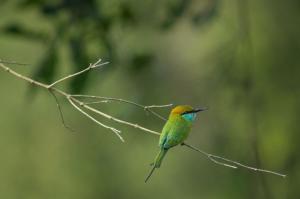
[145,105,207,182]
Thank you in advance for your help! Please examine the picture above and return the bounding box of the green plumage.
[159,115,192,150]
[145,105,197,183]
[154,115,192,168]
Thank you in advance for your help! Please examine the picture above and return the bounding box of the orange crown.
[170,105,194,115]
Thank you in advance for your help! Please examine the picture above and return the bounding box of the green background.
[0,0,299,198]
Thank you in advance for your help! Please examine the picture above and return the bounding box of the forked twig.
[71,95,171,121]
[49,91,75,132]
[48,59,108,88]
[68,97,124,142]
[182,143,286,177]
[75,99,160,136]
[0,60,125,141]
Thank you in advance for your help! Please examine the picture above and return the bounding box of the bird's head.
[170,105,207,122]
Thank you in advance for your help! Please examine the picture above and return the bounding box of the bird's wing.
[163,117,188,149]
[158,118,173,148]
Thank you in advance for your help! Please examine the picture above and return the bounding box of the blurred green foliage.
[0,0,299,199]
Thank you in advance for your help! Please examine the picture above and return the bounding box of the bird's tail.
[145,149,168,183]
[154,148,168,168]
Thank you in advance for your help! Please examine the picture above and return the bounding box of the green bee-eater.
[145,105,207,182]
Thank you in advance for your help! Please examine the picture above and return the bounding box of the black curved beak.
[193,107,208,113]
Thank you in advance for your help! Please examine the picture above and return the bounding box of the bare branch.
[71,94,170,121]
[49,91,75,132]
[80,99,173,121]
[144,104,173,109]
[68,97,124,142]
[70,97,160,136]
[0,63,48,88]
[83,100,110,105]
[182,143,286,178]
[0,59,287,178]
[144,109,168,121]
[143,104,173,121]
[48,59,109,88]
[0,60,157,141]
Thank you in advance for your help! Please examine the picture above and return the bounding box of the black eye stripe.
[181,110,194,115]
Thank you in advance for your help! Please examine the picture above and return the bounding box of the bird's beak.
[193,107,208,113]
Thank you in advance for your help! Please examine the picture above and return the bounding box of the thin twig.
[81,100,173,121]
[48,59,109,88]
[144,104,173,109]
[0,63,48,88]
[68,97,124,142]
[83,100,110,105]
[70,98,160,136]
[182,143,286,177]
[49,91,75,132]
[71,94,170,121]
[143,104,173,121]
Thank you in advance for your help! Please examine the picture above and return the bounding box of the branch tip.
[182,143,286,178]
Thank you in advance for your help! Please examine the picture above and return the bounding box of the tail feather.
[154,149,168,168]
[145,149,168,183]
[145,166,156,183]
